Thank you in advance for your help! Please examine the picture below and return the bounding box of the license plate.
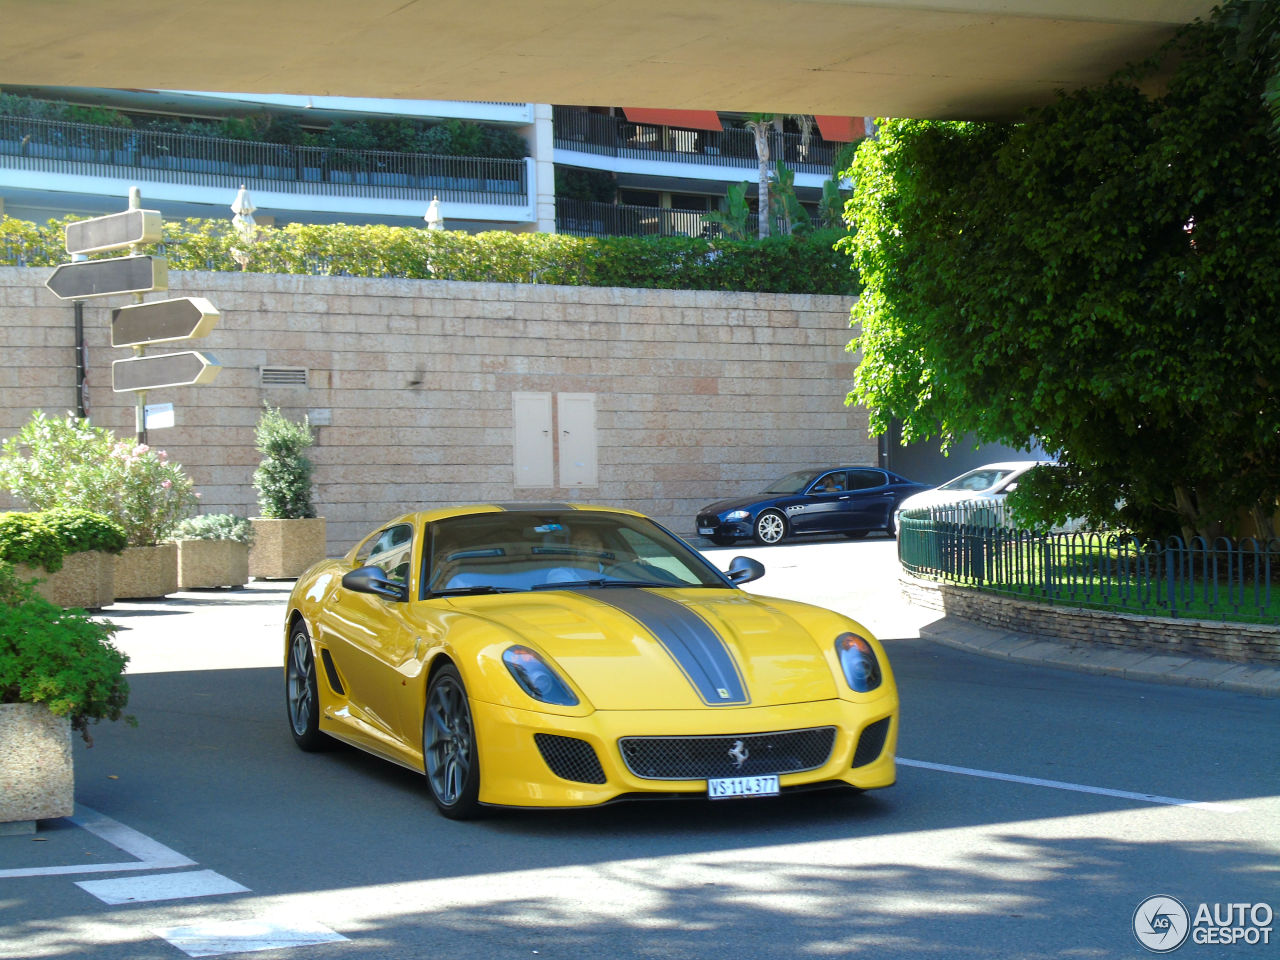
[707,774,780,799]
[698,527,715,535]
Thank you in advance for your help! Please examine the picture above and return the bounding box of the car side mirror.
[726,556,765,585]
[342,565,408,602]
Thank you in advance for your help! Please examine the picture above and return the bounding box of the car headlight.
[834,632,883,693]
[725,510,750,521]
[502,646,579,706]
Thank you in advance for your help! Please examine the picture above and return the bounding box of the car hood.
[699,495,769,516]
[897,488,997,512]
[452,587,842,710]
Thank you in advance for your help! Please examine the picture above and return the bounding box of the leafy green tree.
[843,0,1280,540]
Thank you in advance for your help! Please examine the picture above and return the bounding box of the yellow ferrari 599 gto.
[284,504,898,818]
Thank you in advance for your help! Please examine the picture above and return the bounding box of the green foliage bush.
[843,0,1280,540]
[0,510,125,573]
[253,407,316,520]
[0,411,197,546]
[172,514,255,545]
[0,562,131,744]
[0,216,857,295]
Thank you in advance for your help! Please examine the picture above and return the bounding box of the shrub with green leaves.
[172,514,255,545]
[0,510,125,573]
[253,406,316,519]
[0,411,197,546]
[0,562,132,745]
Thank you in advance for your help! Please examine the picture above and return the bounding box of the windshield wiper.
[532,578,671,591]
[431,585,521,597]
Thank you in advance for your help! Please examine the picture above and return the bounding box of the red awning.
[814,115,866,143]
[622,108,724,132]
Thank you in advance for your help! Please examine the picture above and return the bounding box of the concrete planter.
[0,703,74,832]
[176,539,250,589]
[15,550,115,609]
[113,542,178,599]
[248,517,327,580]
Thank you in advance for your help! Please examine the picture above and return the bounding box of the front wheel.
[753,510,787,545]
[285,622,330,752]
[423,664,482,819]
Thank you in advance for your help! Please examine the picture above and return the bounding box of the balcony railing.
[0,115,529,206]
[552,107,837,176]
[556,198,724,238]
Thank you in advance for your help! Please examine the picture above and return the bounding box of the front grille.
[852,717,890,767]
[534,734,607,784]
[696,514,717,528]
[619,727,836,781]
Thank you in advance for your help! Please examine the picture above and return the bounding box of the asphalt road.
[2,538,1277,960]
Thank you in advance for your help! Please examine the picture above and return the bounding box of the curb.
[919,619,1280,697]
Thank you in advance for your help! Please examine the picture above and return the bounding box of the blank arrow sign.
[65,209,162,256]
[46,256,168,301]
[111,351,221,393]
[112,297,220,348]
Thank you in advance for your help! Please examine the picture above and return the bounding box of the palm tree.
[744,113,816,238]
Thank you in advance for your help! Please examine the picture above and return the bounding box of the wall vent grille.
[259,366,308,386]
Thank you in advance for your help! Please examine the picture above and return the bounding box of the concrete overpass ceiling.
[0,1,1215,119]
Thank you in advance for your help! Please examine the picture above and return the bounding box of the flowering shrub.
[0,411,197,547]
[108,441,199,546]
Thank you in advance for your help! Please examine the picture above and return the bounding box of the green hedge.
[0,216,858,295]
[0,510,127,573]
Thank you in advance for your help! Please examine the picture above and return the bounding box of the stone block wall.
[901,573,1280,664]
[0,267,870,553]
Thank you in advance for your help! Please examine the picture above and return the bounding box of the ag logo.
[1133,895,1190,953]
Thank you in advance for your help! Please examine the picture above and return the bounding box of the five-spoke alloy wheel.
[423,664,481,819]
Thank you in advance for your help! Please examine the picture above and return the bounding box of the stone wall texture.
[0,267,869,553]
[901,573,1280,665]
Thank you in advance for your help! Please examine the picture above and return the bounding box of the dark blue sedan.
[696,467,931,546]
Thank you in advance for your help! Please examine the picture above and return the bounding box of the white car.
[893,460,1052,527]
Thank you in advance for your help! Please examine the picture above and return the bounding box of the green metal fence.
[898,504,1280,624]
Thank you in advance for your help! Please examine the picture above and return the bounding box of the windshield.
[762,470,818,495]
[424,511,727,596]
[937,467,1019,493]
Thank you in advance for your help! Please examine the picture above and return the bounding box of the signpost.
[111,297,220,348]
[46,255,168,301]
[112,351,222,392]
[45,188,223,442]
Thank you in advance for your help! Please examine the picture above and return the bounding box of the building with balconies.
[0,87,863,240]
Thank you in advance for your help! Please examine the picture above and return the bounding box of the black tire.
[885,511,898,538]
[753,510,787,545]
[708,534,736,547]
[422,664,482,820]
[843,530,869,540]
[285,621,330,751]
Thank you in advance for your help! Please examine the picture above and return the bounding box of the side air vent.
[534,734,607,784]
[260,366,308,386]
[319,648,345,695]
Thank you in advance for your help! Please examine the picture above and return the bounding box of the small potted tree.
[0,563,132,831]
[0,509,126,609]
[249,405,326,579]
[107,440,198,599]
[171,514,254,589]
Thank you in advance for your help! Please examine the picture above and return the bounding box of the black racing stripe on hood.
[582,590,748,706]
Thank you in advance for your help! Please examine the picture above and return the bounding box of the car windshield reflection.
[762,470,817,494]
[425,511,726,595]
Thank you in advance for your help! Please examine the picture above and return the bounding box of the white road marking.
[76,870,249,905]
[0,805,195,879]
[152,917,348,958]
[898,757,1245,812]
